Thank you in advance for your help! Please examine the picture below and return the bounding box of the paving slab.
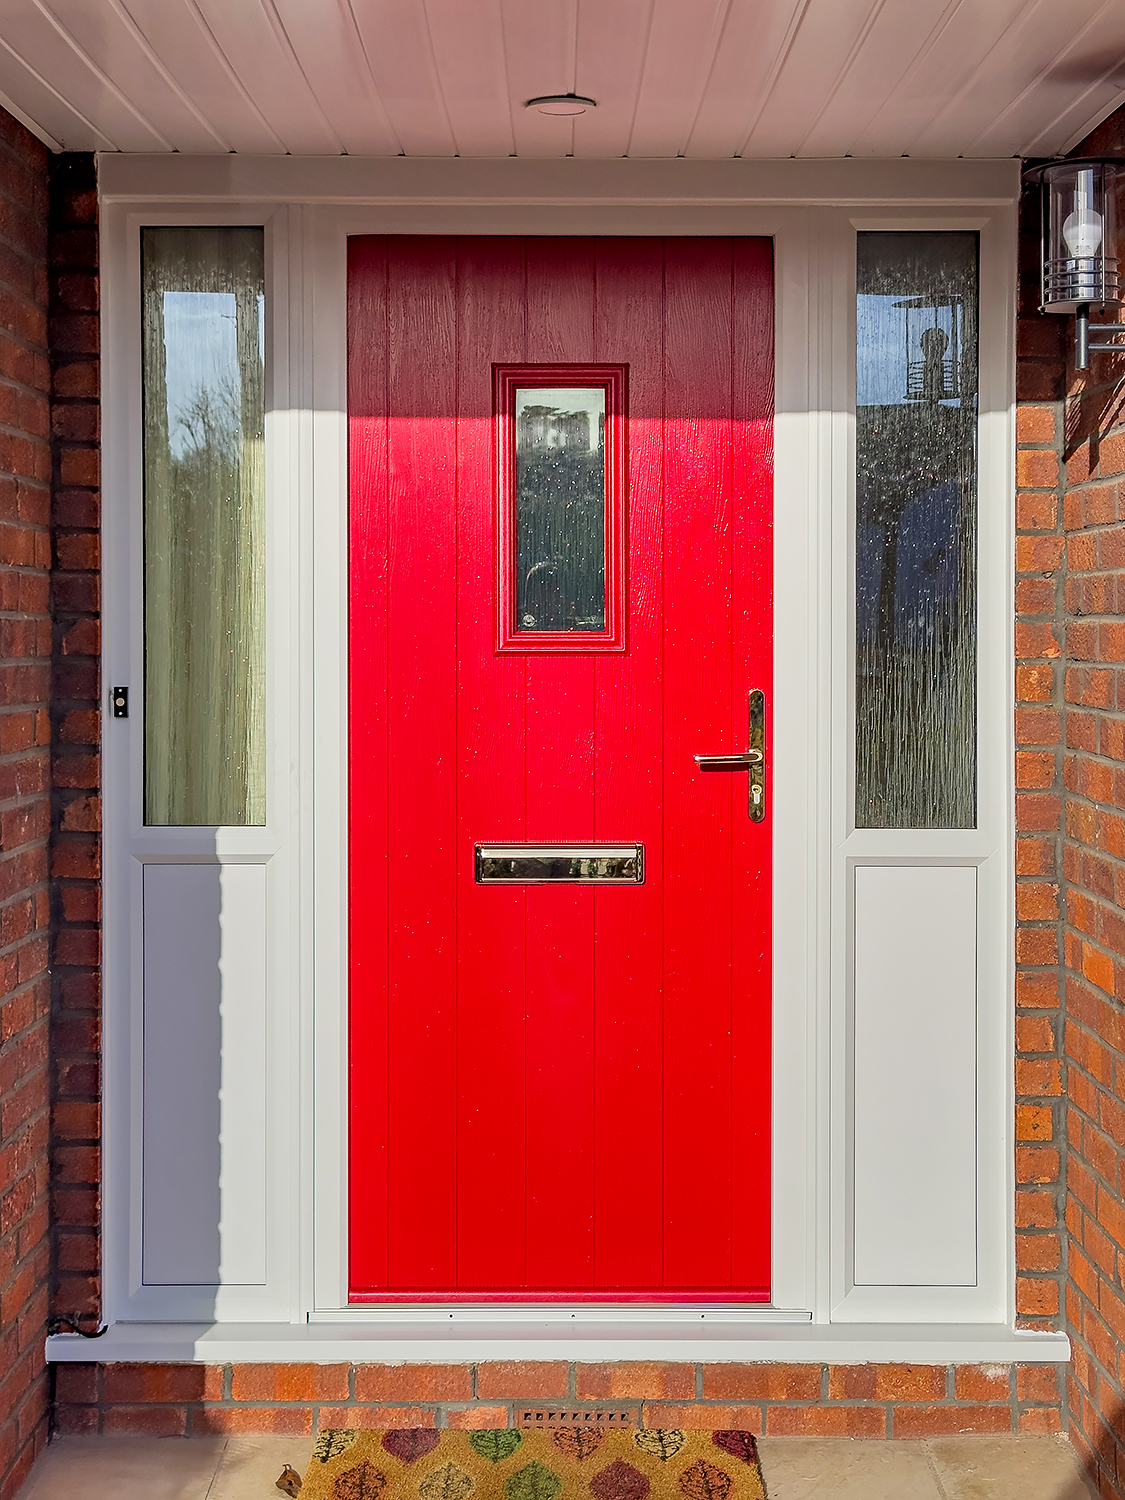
[206,1435,317,1499]
[757,1437,943,1499]
[13,1431,1102,1500]
[16,1435,227,1500]
[926,1435,1096,1500]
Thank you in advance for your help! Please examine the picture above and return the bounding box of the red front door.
[348,237,773,1301]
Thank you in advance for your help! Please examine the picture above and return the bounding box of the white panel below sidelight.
[142,863,268,1287]
[853,865,977,1287]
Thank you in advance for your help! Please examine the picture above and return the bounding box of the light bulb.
[1063,206,1104,259]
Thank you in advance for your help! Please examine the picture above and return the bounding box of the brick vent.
[52,1361,1062,1439]
[517,1410,634,1428]
[0,105,53,1500]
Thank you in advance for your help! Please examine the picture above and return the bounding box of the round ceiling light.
[526,94,597,116]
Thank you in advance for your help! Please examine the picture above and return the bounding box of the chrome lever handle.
[693,689,767,823]
[693,752,764,770]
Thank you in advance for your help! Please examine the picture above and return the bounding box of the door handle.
[694,752,763,770]
[693,689,767,822]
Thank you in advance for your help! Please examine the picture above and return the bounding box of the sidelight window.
[141,226,266,826]
[854,232,979,829]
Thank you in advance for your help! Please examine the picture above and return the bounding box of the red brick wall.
[0,108,53,1500]
[0,135,100,1500]
[1057,363,1125,1497]
[48,153,100,1332]
[51,1360,1062,1438]
[1014,193,1068,1344]
[1056,310,1125,1496]
[1017,104,1125,1500]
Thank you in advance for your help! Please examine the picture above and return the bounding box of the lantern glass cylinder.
[1039,159,1121,313]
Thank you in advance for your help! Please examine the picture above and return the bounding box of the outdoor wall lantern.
[1026,158,1124,370]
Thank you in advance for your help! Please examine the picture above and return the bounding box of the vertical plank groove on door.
[592,239,665,1289]
[455,238,530,1291]
[348,238,391,1293]
[662,240,735,1289]
[731,239,774,1294]
[524,239,598,1290]
[385,239,459,1288]
[660,246,667,1292]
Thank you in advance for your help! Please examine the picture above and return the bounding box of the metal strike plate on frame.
[694,688,767,822]
[475,843,645,884]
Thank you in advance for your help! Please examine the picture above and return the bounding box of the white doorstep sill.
[46,1320,1070,1366]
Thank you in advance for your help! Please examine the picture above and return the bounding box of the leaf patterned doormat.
[300,1428,765,1500]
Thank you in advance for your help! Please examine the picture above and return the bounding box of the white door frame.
[71,155,1068,1365]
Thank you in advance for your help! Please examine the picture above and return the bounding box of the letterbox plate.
[474,843,644,884]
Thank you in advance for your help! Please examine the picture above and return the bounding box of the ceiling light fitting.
[525,94,597,116]
[1025,157,1125,370]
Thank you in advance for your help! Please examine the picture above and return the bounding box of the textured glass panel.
[855,232,978,829]
[515,386,606,632]
[142,227,266,826]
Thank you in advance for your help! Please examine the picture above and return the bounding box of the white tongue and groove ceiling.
[2,0,1124,158]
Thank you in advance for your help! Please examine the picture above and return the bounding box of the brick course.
[0,104,51,1500]
[52,1361,1063,1439]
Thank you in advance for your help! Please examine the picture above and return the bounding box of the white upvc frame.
[99,199,302,1323]
[73,155,1069,1365]
[303,199,815,1324]
[823,208,1018,1325]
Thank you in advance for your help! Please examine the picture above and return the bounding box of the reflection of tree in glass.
[173,375,241,473]
[157,363,258,813]
[142,227,265,828]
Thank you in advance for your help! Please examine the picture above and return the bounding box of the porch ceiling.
[2,0,1124,160]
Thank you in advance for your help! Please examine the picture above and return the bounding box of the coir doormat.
[298,1428,766,1500]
